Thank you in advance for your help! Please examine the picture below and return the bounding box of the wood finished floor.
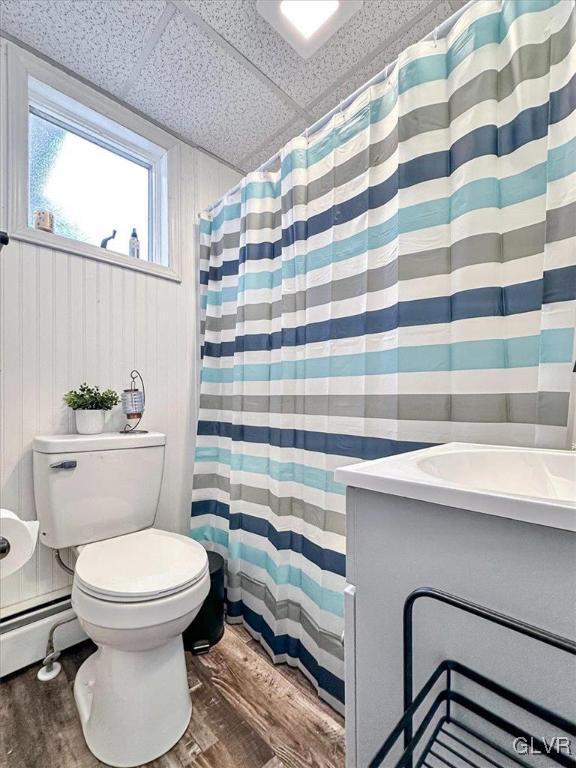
[0,625,345,768]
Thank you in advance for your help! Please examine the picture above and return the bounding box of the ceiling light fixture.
[280,0,339,40]
[257,0,363,59]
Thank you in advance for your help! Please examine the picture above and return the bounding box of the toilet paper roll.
[0,509,39,579]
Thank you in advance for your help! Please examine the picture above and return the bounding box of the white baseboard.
[0,602,87,677]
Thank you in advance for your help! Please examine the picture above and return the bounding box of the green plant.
[63,383,120,411]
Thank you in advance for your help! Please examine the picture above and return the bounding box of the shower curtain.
[193,0,576,711]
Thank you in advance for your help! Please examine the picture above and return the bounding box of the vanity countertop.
[335,443,576,532]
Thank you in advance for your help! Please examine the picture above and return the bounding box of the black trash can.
[183,551,225,654]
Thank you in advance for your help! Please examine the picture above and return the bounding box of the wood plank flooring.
[0,625,345,768]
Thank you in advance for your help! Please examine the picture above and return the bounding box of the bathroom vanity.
[335,444,576,768]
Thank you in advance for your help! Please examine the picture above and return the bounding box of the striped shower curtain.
[193,0,576,711]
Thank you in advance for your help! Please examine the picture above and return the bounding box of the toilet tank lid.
[33,431,166,453]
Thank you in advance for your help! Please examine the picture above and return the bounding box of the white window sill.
[11,226,181,282]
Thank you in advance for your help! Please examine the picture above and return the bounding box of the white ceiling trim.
[120,3,177,99]
[172,0,314,122]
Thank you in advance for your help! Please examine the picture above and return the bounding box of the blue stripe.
[191,524,343,616]
[191,501,345,576]
[200,329,574,383]
[197,420,432,460]
[195,525,343,616]
[550,72,576,128]
[190,524,229,548]
[203,275,567,359]
[205,202,241,232]
[399,2,559,94]
[228,601,345,703]
[200,257,239,285]
[548,133,576,182]
[543,265,576,304]
[194,448,345,493]
[195,445,232,463]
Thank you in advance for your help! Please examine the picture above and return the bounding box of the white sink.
[335,443,576,532]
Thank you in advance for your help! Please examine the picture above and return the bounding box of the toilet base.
[74,637,191,767]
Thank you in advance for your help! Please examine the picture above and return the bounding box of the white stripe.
[198,406,544,445]
[198,365,547,398]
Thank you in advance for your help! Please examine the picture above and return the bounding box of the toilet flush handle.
[49,460,77,469]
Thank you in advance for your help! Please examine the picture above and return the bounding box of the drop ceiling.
[0,0,465,172]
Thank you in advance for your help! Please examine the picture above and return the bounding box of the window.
[29,109,152,260]
[3,42,181,280]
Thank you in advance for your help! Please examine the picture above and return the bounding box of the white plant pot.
[75,409,105,435]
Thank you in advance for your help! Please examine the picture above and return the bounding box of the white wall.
[0,40,240,618]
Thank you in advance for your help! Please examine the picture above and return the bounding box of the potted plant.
[63,383,120,435]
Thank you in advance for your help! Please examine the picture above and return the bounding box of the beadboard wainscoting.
[0,39,240,619]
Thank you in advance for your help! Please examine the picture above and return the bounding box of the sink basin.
[335,443,576,532]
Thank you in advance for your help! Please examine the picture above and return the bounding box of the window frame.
[1,41,182,282]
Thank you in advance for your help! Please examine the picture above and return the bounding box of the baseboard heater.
[0,597,87,677]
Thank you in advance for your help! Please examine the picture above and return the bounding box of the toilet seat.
[72,529,211,631]
[75,528,209,603]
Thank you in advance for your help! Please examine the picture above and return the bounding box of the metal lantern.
[121,370,146,433]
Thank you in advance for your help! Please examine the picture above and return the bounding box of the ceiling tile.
[0,0,167,93]
[126,12,297,168]
[308,1,456,121]
[182,0,438,108]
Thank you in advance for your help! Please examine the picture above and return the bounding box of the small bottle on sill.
[129,228,140,258]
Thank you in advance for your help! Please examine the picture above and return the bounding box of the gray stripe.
[203,220,548,332]
[201,232,241,259]
[226,573,344,660]
[546,202,576,244]
[538,392,570,428]
[205,312,237,333]
[399,10,574,144]
[242,211,280,234]
[399,223,545,281]
[199,392,568,427]
[193,474,346,536]
[194,473,230,493]
[282,128,399,214]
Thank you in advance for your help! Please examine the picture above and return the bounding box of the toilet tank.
[33,432,166,549]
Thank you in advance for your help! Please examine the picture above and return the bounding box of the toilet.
[32,432,210,768]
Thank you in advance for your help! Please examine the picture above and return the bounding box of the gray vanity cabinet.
[344,488,576,768]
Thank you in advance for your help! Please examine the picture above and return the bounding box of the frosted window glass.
[28,111,150,260]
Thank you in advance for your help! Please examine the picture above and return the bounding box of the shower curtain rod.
[201,1,474,216]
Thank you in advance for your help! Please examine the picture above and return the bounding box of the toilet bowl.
[71,528,210,767]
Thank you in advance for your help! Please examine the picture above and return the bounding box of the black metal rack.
[369,588,576,768]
